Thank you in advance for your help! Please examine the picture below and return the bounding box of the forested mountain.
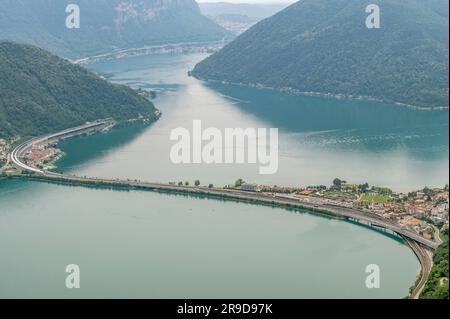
[0,0,231,58]
[420,229,449,299]
[193,0,449,108]
[0,41,157,138]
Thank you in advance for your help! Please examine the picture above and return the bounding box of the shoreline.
[71,41,226,65]
[8,120,444,251]
[192,76,450,111]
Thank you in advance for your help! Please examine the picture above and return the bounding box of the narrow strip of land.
[10,126,440,250]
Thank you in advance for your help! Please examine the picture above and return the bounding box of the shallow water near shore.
[1,52,447,298]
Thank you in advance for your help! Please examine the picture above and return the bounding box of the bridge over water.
[10,121,440,251]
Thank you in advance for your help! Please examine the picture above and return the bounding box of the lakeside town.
[228,179,449,242]
[1,138,62,175]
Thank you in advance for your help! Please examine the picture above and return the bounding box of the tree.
[235,178,245,187]
[208,184,214,189]
[423,187,433,197]
[359,182,370,193]
[408,191,417,198]
[195,180,200,186]
[185,181,189,186]
[333,178,343,188]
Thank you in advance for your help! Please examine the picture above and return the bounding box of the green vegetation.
[0,41,157,139]
[421,228,449,299]
[371,186,393,196]
[235,178,245,187]
[10,136,32,150]
[360,194,391,204]
[193,0,449,108]
[332,178,346,188]
[321,190,357,202]
[0,0,231,58]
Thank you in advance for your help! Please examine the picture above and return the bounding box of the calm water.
[1,52,448,298]
[70,53,447,192]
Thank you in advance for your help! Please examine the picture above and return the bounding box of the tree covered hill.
[0,0,231,58]
[193,0,449,108]
[421,228,449,299]
[0,41,157,138]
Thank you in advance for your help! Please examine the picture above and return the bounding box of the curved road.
[11,120,111,174]
[407,239,434,299]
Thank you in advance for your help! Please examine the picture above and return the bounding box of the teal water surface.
[0,178,419,298]
[1,52,446,298]
[68,53,449,192]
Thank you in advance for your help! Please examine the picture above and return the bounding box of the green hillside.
[420,228,449,299]
[0,41,157,138]
[193,0,449,108]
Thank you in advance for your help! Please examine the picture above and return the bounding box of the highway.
[407,239,434,299]
[11,120,112,174]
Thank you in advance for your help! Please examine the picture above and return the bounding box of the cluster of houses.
[24,143,61,169]
[0,138,10,168]
[235,181,449,240]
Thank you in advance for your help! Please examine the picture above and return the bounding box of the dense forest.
[421,228,449,299]
[0,41,157,139]
[0,0,230,58]
[193,0,449,108]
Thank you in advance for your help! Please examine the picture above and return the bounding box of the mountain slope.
[0,0,231,58]
[0,41,157,138]
[193,0,449,108]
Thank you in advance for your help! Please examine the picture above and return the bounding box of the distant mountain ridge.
[0,41,157,138]
[199,2,287,19]
[199,2,288,34]
[0,0,231,58]
[193,0,449,108]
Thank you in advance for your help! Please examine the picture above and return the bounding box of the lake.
[1,52,448,298]
[69,53,448,192]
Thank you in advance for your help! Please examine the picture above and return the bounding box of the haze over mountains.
[0,41,157,138]
[199,1,288,33]
[193,0,449,108]
[199,2,287,17]
[0,0,231,58]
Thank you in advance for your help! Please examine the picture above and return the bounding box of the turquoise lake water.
[1,52,448,298]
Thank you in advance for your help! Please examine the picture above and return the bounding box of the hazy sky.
[196,0,296,4]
